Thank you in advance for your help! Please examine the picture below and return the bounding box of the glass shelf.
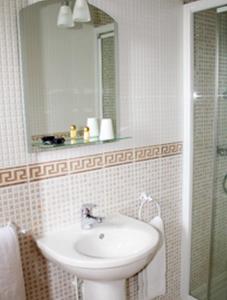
[32,136,131,151]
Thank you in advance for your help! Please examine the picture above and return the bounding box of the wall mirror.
[19,0,120,151]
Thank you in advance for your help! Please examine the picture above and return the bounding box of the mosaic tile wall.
[0,147,183,300]
[0,0,183,300]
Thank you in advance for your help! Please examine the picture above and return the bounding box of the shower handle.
[223,174,227,194]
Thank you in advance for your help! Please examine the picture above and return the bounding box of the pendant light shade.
[57,1,74,28]
[73,0,91,23]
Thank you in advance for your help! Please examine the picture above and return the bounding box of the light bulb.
[57,1,74,28]
[73,0,91,23]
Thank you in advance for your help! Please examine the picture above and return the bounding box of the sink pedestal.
[83,279,126,300]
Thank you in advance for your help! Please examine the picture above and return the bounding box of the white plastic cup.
[99,118,114,141]
[87,118,99,138]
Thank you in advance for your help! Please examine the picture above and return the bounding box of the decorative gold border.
[0,142,182,188]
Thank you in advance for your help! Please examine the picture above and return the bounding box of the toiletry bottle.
[83,126,90,143]
[70,125,77,144]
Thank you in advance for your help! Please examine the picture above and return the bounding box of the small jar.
[83,126,90,143]
[70,125,77,140]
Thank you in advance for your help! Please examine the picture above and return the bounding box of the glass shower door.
[190,6,227,300]
[209,9,227,300]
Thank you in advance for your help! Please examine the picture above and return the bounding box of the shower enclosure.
[183,1,227,300]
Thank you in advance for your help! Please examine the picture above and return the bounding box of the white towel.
[0,226,26,300]
[138,216,166,300]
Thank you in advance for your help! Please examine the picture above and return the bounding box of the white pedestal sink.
[36,214,160,300]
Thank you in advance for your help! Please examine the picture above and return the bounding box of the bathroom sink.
[75,227,153,259]
[36,214,160,300]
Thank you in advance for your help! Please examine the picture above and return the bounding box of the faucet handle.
[81,203,97,215]
[82,203,97,209]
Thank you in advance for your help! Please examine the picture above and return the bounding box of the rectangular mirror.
[19,0,119,151]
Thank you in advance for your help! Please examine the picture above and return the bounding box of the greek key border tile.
[0,166,28,187]
[29,160,69,182]
[70,154,104,174]
[135,142,183,162]
[0,142,182,188]
[104,149,134,167]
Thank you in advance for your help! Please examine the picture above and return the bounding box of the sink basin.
[75,227,154,259]
[36,214,160,300]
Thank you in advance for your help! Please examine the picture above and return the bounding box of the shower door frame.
[182,0,227,299]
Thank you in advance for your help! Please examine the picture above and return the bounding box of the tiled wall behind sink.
[0,0,183,299]
[0,151,183,300]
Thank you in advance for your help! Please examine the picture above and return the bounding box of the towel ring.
[138,192,161,220]
[7,222,29,235]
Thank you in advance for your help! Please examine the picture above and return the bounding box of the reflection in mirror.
[19,0,118,151]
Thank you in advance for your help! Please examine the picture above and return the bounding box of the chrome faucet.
[81,203,104,230]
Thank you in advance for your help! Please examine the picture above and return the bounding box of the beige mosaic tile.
[0,154,182,300]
